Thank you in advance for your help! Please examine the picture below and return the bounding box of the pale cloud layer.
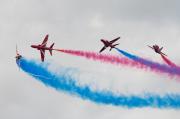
[0,0,180,119]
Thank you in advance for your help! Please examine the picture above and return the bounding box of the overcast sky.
[0,0,180,119]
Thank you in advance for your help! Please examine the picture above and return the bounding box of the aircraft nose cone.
[31,45,34,48]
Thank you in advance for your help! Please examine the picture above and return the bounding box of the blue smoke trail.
[115,48,180,77]
[17,57,180,108]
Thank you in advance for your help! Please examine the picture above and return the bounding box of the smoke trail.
[115,48,180,77]
[161,54,177,67]
[17,57,180,108]
[55,49,145,69]
[55,49,180,78]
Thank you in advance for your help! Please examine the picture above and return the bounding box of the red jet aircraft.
[99,37,120,53]
[31,34,54,62]
[148,44,167,56]
[15,45,22,61]
[15,45,22,68]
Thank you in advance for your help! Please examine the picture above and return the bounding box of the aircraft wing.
[40,49,45,62]
[101,39,107,46]
[41,34,49,47]
[148,45,154,49]
[99,46,106,53]
[110,37,120,44]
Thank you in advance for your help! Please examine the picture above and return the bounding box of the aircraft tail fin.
[49,43,54,56]
[160,47,163,51]
[110,44,119,51]
[161,52,167,56]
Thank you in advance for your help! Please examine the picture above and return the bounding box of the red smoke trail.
[161,55,177,67]
[54,49,180,78]
[55,49,146,69]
